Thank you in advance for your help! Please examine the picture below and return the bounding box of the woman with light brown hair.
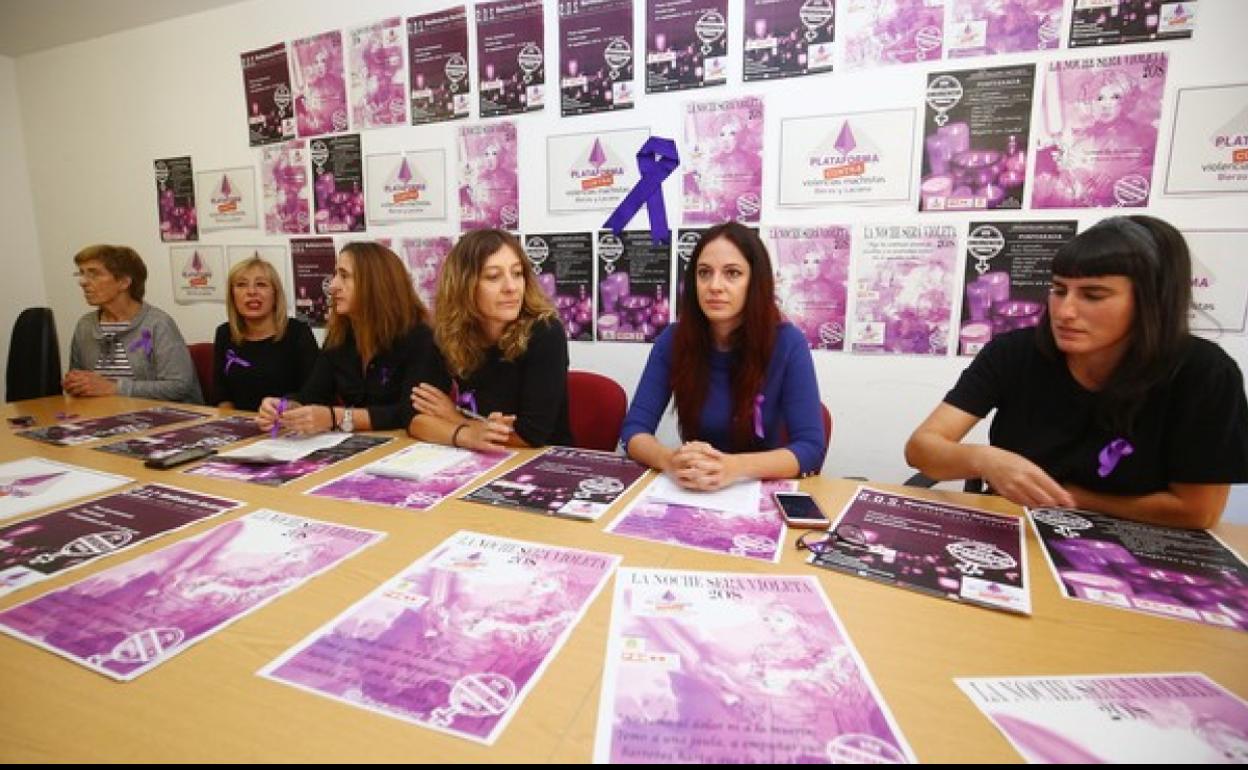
[258,242,434,435]
[408,229,572,451]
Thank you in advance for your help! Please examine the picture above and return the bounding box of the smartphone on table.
[773,491,831,529]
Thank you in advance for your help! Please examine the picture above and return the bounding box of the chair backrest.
[188,342,215,404]
[6,307,62,402]
[566,370,627,451]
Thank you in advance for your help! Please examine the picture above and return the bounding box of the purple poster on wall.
[0,484,242,597]
[959,220,1076,356]
[95,417,263,461]
[1033,53,1168,209]
[476,0,547,118]
[311,134,365,234]
[560,0,635,117]
[241,42,297,146]
[407,6,472,125]
[292,29,349,137]
[263,531,619,745]
[289,236,336,328]
[851,223,958,355]
[1069,0,1196,47]
[262,140,311,235]
[646,0,728,93]
[810,486,1030,614]
[20,407,207,447]
[523,232,595,341]
[841,0,945,70]
[594,568,915,763]
[307,446,512,512]
[154,156,198,243]
[921,64,1034,212]
[947,0,1063,58]
[1029,507,1248,632]
[0,510,382,681]
[458,121,520,231]
[597,230,672,343]
[673,228,705,318]
[743,0,836,82]
[348,17,408,130]
[464,447,649,521]
[185,434,391,487]
[398,236,454,312]
[770,225,851,351]
[683,96,764,224]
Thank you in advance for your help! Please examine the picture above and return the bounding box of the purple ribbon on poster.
[128,329,154,360]
[224,349,251,374]
[1097,438,1134,478]
[603,137,680,245]
[753,394,765,440]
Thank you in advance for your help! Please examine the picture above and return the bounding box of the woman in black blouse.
[408,229,572,451]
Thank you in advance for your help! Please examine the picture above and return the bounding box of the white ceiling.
[0,0,249,57]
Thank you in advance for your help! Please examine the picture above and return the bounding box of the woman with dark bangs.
[906,215,1248,528]
[621,222,826,490]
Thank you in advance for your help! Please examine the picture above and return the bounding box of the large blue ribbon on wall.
[603,137,680,245]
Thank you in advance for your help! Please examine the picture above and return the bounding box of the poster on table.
[742,0,835,82]
[946,0,1064,58]
[1032,53,1168,210]
[596,231,672,343]
[546,128,648,213]
[291,29,349,137]
[347,17,408,130]
[645,0,729,93]
[523,232,595,341]
[289,237,336,328]
[310,134,365,234]
[407,6,472,125]
[476,0,547,118]
[769,225,851,351]
[559,0,635,116]
[458,121,520,231]
[170,246,225,304]
[683,95,764,224]
[958,220,1077,356]
[240,42,297,146]
[96,417,263,461]
[1069,0,1196,47]
[154,156,198,243]
[840,0,944,70]
[463,447,648,521]
[1165,83,1248,196]
[261,140,311,235]
[195,167,257,232]
[185,435,392,487]
[594,568,915,763]
[850,223,958,356]
[0,458,129,522]
[19,407,207,447]
[307,445,513,512]
[365,150,447,224]
[1186,230,1248,334]
[262,531,619,745]
[397,237,454,312]
[778,108,916,207]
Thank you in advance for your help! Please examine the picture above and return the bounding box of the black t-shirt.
[296,323,436,430]
[422,319,573,447]
[945,328,1248,495]
[212,319,320,411]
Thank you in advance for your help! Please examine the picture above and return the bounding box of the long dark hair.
[1036,215,1192,435]
[327,242,428,365]
[672,222,780,449]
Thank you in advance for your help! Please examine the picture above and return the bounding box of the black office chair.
[904,472,985,494]
[6,307,63,402]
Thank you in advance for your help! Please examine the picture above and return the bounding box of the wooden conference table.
[0,396,1244,763]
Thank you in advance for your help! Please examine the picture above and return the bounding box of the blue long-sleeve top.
[620,322,826,475]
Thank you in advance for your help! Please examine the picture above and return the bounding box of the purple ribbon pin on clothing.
[224,349,251,375]
[753,394,765,440]
[1097,438,1134,478]
[128,329,154,360]
[603,137,680,245]
[379,365,392,388]
[456,389,478,416]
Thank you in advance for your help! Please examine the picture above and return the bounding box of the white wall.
[11,0,1248,501]
[0,54,50,401]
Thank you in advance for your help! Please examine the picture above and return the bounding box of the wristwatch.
[340,407,354,433]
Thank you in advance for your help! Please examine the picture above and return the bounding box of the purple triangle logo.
[834,121,856,154]
[220,174,232,197]
[191,251,205,271]
[397,157,413,183]
[588,138,607,168]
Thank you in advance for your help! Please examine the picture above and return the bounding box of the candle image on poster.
[476,0,546,118]
[778,109,916,206]
[523,233,594,341]
[1033,53,1168,210]
[154,156,198,243]
[171,246,225,304]
[946,0,1064,58]
[241,42,297,146]
[365,150,446,224]
[262,140,311,235]
[348,17,408,130]
[398,236,453,313]
[743,0,835,82]
[852,224,957,356]
[291,30,349,138]
[1165,84,1248,196]
[921,64,1034,212]
[645,0,729,93]
[597,231,672,343]
[407,7,471,125]
[459,122,520,231]
[840,0,945,70]
[959,221,1076,356]
[195,167,257,232]
[311,134,365,234]
[1069,0,1196,47]
[770,226,851,351]
[683,96,764,224]
[560,0,635,117]
[290,237,336,328]
[547,128,647,213]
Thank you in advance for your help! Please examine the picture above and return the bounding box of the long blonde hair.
[327,242,428,365]
[226,256,290,345]
[434,230,556,378]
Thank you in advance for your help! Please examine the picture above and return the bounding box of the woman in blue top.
[621,222,826,490]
